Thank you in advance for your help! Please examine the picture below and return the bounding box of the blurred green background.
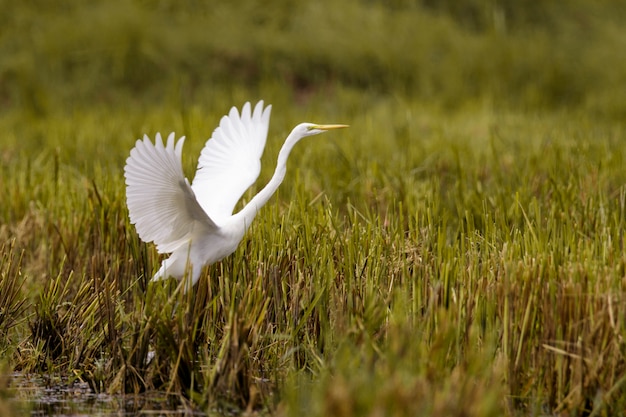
[1,0,625,118]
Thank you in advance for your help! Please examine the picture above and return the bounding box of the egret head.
[297,123,349,138]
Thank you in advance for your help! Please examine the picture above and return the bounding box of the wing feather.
[191,101,272,222]
[124,132,216,253]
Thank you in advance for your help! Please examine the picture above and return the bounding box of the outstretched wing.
[124,132,217,253]
[191,101,272,222]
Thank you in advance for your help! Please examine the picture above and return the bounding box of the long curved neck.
[236,129,304,228]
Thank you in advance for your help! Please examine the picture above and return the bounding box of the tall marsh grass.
[2,95,626,415]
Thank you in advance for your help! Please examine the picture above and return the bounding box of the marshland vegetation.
[1,0,626,415]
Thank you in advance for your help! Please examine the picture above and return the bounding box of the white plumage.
[124,101,347,286]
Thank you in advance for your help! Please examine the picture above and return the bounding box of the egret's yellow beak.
[313,124,349,130]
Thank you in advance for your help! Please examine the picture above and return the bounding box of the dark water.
[7,374,203,416]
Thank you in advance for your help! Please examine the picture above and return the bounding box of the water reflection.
[8,373,202,416]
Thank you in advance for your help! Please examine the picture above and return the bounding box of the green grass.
[2,1,626,415]
[2,92,626,415]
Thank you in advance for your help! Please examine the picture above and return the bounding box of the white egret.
[124,101,347,287]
